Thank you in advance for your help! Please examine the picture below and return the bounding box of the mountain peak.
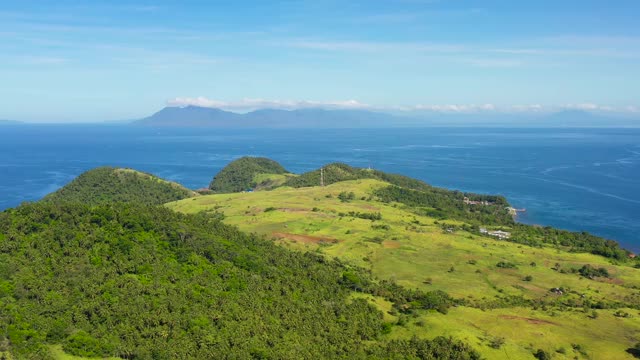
[43,167,198,205]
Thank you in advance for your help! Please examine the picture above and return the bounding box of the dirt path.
[498,315,558,326]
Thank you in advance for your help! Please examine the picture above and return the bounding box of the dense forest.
[44,167,197,206]
[0,202,478,359]
[209,157,290,193]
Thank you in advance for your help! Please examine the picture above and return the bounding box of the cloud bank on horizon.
[0,1,639,122]
[167,97,639,115]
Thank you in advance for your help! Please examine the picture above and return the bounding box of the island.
[1,157,639,359]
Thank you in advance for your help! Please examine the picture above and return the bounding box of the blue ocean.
[1,125,639,250]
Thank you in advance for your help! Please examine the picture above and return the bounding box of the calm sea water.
[1,125,639,250]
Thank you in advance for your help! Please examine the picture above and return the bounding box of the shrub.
[614,310,631,318]
[372,224,391,231]
[533,349,551,360]
[488,337,505,349]
[338,191,356,202]
[626,342,640,358]
[572,344,588,356]
[364,236,384,244]
[579,264,610,279]
[496,261,518,269]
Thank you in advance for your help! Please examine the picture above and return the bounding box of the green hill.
[284,163,513,225]
[283,162,433,190]
[168,160,638,359]
[0,201,479,359]
[208,157,290,193]
[44,167,198,206]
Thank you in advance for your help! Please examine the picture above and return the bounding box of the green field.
[168,179,640,359]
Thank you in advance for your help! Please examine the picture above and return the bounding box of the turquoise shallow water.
[1,125,639,250]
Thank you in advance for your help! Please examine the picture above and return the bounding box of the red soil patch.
[383,241,401,249]
[601,277,624,285]
[272,232,340,245]
[498,315,558,326]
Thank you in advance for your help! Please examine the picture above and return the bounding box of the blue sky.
[1,0,639,122]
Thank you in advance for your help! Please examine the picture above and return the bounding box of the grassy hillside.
[168,178,640,359]
[0,201,480,359]
[10,159,638,359]
[283,162,488,192]
[44,167,198,206]
[210,160,512,225]
[282,163,434,190]
[208,157,290,193]
[284,163,513,225]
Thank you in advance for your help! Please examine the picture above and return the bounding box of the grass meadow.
[168,179,640,359]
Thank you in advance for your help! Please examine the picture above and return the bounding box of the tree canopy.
[209,157,289,193]
[0,202,479,359]
[44,167,197,206]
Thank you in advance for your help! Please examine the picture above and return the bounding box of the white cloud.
[166,97,639,115]
[565,103,599,111]
[276,36,640,61]
[411,103,635,114]
[412,104,497,113]
[562,103,615,112]
[276,39,465,53]
[461,58,523,68]
[510,104,545,113]
[3,55,69,65]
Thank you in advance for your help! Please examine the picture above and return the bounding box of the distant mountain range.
[134,106,404,128]
[2,108,638,127]
[133,106,640,128]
